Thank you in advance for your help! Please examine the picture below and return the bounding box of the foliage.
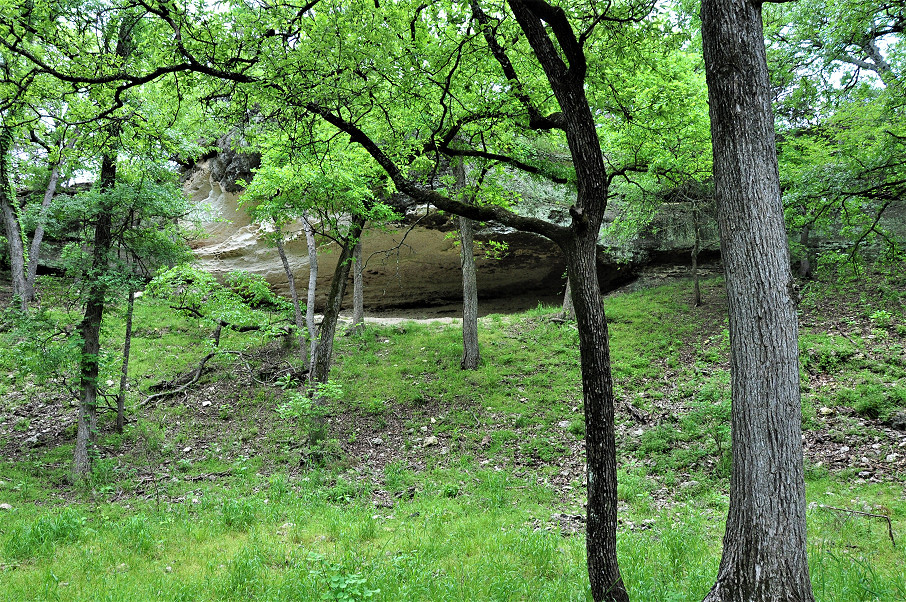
[147,264,292,340]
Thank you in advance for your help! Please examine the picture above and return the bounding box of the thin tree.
[453,157,480,370]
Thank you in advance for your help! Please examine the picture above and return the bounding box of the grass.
[1,271,905,600]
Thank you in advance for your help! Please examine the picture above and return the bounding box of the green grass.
[1,273,905,600]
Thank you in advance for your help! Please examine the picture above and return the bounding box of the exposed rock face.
[184,155,713,311]
[185,160,573,310]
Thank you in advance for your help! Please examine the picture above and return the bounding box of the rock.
[0,503,12,511]
[182,447,191,453]
[424,436,439,447]
[371,437,384,445]
[886,453,900,462]
[420,426,428,433]
[23,434,40,447]
[818,407,834,416]
[888,411,906,431]
[202,401,211,408]
[558,420,571,429]
[164,566,173,574]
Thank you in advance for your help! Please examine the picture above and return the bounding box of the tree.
[700,0,814,599]
[1,1,710,596]
[453,157,481,370]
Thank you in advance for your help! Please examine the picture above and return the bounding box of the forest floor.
[0,267,905,600]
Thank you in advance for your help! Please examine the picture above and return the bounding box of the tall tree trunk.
[798,224,812,279]
[349,232,365,334]
[692,201,702,307]
[310,214,366,384]
[701,0,814,600]
[454,158,480,370]
[24,147,68,303]
[116,286,135,434]
[275,228,307,365]
[73,153,117,477]
[302,214,319,371]
[0,125,27,311]
[561,277,576,320]
[458,215,480,369]
[506,3,627,598]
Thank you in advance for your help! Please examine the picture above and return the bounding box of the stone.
[371,437,383,445]
[558,420,571,429]
[818,406,834,416]
[0,503,12,511]
[424,436,439,447]
[889,411,906,431]
[202,401,211,407]
[886,453,900,462]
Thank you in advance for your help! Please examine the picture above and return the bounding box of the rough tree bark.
[274,228,307,365]
[24,146,69,303]
[302,214,319,371]
[116,287,135,434]
[561,277,576,320]
[454,158,480,370]
[691,200,702,307]
[506,3,626,598]
[348,231,365,335]
[0,125,27,311]
[799,224,812,279]
[310,214,366,384]
[73,152,116,477]
[701,0,814,599]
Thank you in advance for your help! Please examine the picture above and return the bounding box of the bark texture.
[507,2,626,598]
[458,215,480,369]
[310,214,366,384]
[701,0,814,599]
[24,152,66,302]
[116,287,135,433]
[350,233,365,334]
[561,278,576,320]
[798,225,812,279]
[454,157,480,370]
[0,126,27,310]
[73,152,116,477]
[275,231,307,365]
[302,215,319,371]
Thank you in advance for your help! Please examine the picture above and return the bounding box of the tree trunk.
[302,214,319,371]
[24,150,67,303]
[116,287,135,434]
[692,201,702,307]
[0,125,27,311]
[454,158,480,370]
[505,3,628,598]
[563,235,625,602]
[798,224,812,279]
[561,277,576,320]
[701,0,814,600]
[349,232,365,335]
[275,229,307,365]
[73,152,117,477]
[458,215,480,369]
[310,214,366,384]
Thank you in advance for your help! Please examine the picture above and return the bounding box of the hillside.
[0,269,905,600]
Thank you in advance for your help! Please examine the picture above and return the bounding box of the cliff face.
[183,153,719,311]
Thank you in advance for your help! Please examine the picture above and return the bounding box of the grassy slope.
[0,271,904,601]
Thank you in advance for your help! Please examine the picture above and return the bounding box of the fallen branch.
[818,504,896,548]
[140,352,216,408]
